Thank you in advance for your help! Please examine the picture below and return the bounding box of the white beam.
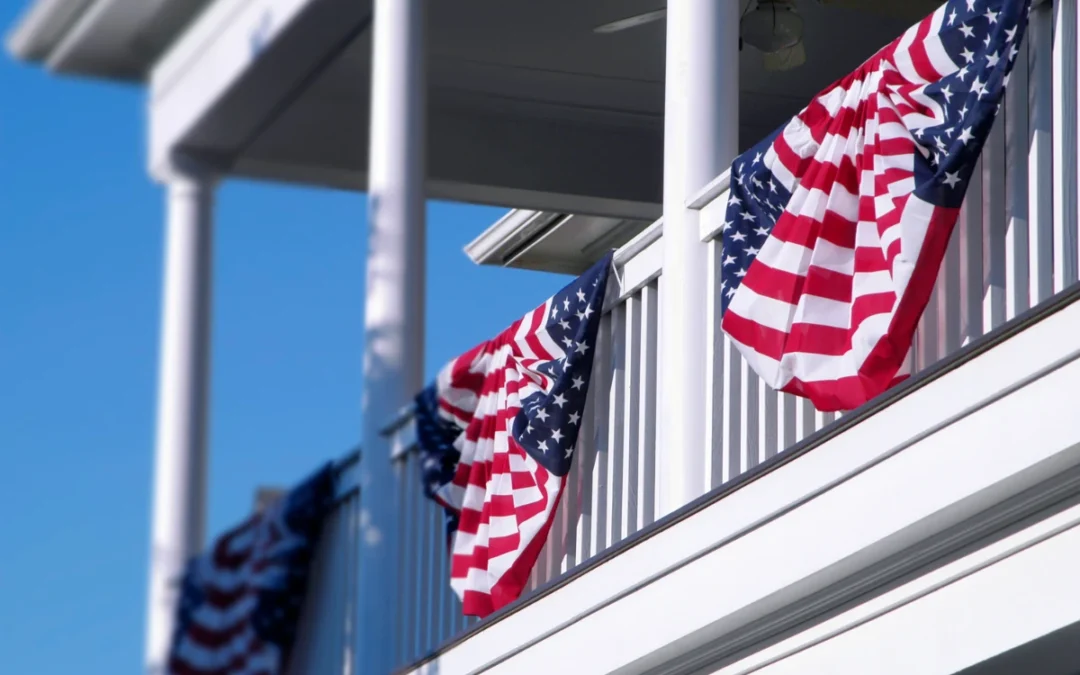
[145,158,216,675]
[356,0,426,673]
[658,0,739,514]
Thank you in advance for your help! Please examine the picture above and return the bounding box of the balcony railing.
[286,451,360,675]
[384,0,1080,670]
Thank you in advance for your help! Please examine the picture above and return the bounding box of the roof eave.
[5,0,96,62]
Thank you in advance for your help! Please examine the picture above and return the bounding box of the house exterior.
[8,0,1080,674]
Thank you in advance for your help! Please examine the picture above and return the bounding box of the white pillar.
[357,0,426,672]
[658,0,739,514]
[145,159,217,675]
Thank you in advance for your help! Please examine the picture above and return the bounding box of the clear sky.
[0,3,567,671]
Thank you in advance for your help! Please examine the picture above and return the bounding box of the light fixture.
[593,9,667,34]
[763,42,807,71]
[741,0,804,53]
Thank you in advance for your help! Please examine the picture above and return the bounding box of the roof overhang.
[6,0,212,80]
[466,209,654,275]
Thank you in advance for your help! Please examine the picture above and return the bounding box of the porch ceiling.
[157,0,938,218]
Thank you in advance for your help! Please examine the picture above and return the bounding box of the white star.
[753,152,762,164]
[564,446,574,459]
[754,225,770,237]
[965,0,975,10]
[728,195,742,208]
[568,411,581,425]
[940,84,953,102]
[769,178,778,193]
[1003,72,1012,88]
[563,297,570,310]
[559,319,571,330]
[740,211,756,221]
[575,309,585,321]
[562,336,573,348]
[735,268,748,278]
[576,289,586,303]
[536,408,549,422]
[720,220,732,233]
[550,306,558,319]
[1009,43,1020,61]
[526,423,534,434]
[943,171,962,188]
[935,135,947,151]
[1005,25,1017,43]
[725,287,736,298]
[957,65,970,81]
[582,304,594,319]
[959,103,969,117]
[984,8,998,24]
[948,8,957,25]
[958,126,975,144]
[984,33,992,48]
[961,46,975,63]
[571,376,585,389]
[914,126,925,138]
[746,246,760,256]
[552,428,564,442]
[730,231,748,242]
[751,176,763,188]
[986,50,1000,68]
[574,341,590,355]
[538,440,549,453]
[553,393,568,408]
[960,24,975,40]
[972,77,987,98]
[723,254,736,267]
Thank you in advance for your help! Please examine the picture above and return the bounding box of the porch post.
[145,158,217,675]
[357,0,426,672]
[658,0,739,514]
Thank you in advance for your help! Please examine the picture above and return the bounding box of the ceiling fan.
[592,0,943,72]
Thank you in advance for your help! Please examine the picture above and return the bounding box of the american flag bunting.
[720,0,1031,411]
[416,253,612,617]
[167,463,335,675]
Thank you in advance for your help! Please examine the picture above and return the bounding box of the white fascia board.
[403,297,1080,675]
[720,505,1080,675]
[147,0,318,177]
[5,0,96,61]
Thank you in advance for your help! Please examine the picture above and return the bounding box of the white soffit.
[465,209,654,275]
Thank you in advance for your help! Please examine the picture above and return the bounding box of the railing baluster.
[588,313,612,559]
[961,158,985,346]
[1006,30,1031,322]
[606,304,626,547]
[622,295,642,537]
[638,282,659,529]
[984,105,1009,333]
[1053,0,1078,291]
[722,336,742,486]
[705,239,726,489]
[1029,2,1055,305]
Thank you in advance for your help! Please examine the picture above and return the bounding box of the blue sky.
[0,4,567,671]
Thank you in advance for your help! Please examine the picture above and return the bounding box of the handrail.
[686,169,732,210]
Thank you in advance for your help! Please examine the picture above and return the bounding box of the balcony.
[345,3,1080,673]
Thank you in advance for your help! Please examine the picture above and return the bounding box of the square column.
[658,0,740,514]
[356,0,427,673]
[145,158,217,674]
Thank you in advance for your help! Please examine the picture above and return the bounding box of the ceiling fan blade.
[593,9,667,34]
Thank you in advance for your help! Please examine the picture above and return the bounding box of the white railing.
[286,454,361,675]
[385,0,1080,668]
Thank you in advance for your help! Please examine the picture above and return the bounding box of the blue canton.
[512,253,611,477]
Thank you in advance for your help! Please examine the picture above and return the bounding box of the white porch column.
[145,159,217,675]
[658,0,739,514]
[357,0,426,672]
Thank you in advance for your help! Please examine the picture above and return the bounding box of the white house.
[9,0,1080,673]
